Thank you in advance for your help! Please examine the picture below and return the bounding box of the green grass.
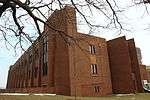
[0,93,150,100]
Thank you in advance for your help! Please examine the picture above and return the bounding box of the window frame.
[34,67,38,78]
[42,35,48,76]
[89,45,96,54]
[91,64,98,74]
[94,85,100,93]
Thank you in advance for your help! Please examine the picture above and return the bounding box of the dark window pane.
[43,36,48,76]
[34,67,38,78]
[91,64,98,74]
[89,45,96,54]
[94,86,100,93]
[43,63,48,76]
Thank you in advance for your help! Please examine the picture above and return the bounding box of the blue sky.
[0,48,18,88]
[0,0,150,88]
[0,44,24,88]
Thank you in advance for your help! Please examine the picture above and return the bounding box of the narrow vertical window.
[43,36,48,76]
[34,67,38,78]
[29,53,32,64]
[89,45,96,54]
[91,64,98,74]
[28,70,31,79]
[94,86,100,93]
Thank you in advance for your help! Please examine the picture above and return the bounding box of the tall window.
[28,70,31,79]
[91,64,98,74]
[89,45,96,54]
[29,53,32,64]
[43,36,48,76]
[34,67,38,78]
[94,85,100,93]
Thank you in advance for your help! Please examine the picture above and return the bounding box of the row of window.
[26,64,97,79]
[15,44,95,76]
[90,45,99,92]
[89,45,97,75]
[28,44,96,77]
[23,36,49,79]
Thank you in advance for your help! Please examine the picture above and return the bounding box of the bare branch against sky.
[0,0,149,51]
[0,0,146,49]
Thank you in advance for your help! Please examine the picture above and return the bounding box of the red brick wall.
[147,71,150,82]
[15,87,54,93]
[45,6,77,95]
[127,39,144,92]
[69,33,112,96]
[53,34,70,95]
[140,65,149,83]
[107,36,135,94]
[44,6,77,36]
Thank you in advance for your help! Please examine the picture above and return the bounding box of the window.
[43,36,48,76]
[29,53,32,64]
[34,67,38,78]
[94,86,100,93]
[89,45,96,54]
[43,63,48,76]
[91,64,98,74]
[28,70,31,79]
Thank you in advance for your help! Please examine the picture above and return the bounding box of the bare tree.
[0,0,149,50]
[143,0,150,3]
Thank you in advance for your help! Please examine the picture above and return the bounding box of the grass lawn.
[0,93,150,100]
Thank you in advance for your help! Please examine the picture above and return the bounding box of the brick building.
[107,36,144,94]
[6,6,146,96]
[6,6,112,96]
